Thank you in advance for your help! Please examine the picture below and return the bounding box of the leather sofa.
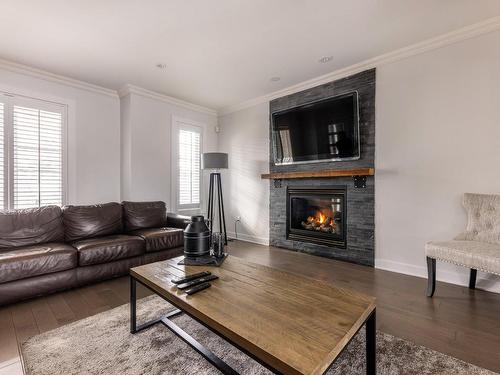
[0,201,190,305]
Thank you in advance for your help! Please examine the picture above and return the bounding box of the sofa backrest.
[455,193,500,245]
[0,206,64,249]
[122,201,168,231]
[63,202,122,242]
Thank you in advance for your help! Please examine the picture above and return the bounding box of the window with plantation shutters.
[178,128,201,207]
[0,93,66,210]
[172,117,204,212]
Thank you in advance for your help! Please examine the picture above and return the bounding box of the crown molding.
[0,58,119,98]
[119,84,217,116]
[218,15,500,116]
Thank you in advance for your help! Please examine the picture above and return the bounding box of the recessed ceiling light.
[318,56,333,63]
[270,77,281,82]
[156,63,167,69]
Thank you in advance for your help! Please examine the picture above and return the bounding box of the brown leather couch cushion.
[0,206,64,249]
[166,212,191,229]
[0,269,77,306]
[122,201,168,231]
[130,227,183,253]
[76,256,143,286]
[72,235,145,266]
[142,247,184,264]
[0,243,77,283]
[63,202,122,242]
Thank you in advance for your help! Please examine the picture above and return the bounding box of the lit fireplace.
[301,210,340,233]
[287,187,346,247]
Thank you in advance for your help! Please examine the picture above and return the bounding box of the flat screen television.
[271,91,360,165]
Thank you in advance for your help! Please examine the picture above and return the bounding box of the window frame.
[171,116,204,213]
[0,91,68,210]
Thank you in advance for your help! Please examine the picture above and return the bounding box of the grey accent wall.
[269,69,375,266]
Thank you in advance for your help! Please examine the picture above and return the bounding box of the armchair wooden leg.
[469,269,477,290]
[426,257,436,297]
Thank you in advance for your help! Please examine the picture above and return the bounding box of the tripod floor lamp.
[202,152,228,245]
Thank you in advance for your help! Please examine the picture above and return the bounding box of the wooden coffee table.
[130,256,376,375]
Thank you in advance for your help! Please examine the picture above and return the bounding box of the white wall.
[219,30,500,292]
[218,103,270,245]
[0,67,121,204]
[375,29,500,292]
[120,94,132,201]
[120,92,218,213]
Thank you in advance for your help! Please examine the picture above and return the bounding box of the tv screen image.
[272,92,360,165]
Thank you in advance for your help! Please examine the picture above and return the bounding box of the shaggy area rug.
[21,295,497,375]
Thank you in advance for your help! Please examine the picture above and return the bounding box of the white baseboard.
[375,258,500,294]
[227,231,270,246]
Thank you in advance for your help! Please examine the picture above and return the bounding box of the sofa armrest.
[167,213,191,230]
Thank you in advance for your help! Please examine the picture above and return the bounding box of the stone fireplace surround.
[268,69,375,266]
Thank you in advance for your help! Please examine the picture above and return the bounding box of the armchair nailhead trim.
[427,256,500,277]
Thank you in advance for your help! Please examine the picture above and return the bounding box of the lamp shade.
[202,152,228,170]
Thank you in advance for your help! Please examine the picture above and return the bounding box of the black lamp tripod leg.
[216,174,223,234]
[208,173,214,234]
[217,174,227,245]
[206,171,227,246]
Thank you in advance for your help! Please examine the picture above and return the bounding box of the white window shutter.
[13,106,40,208]
[39,110,63,206]
[178,128,201,206]
[13,105,63,209]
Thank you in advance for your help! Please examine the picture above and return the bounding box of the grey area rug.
[21,295,496,375]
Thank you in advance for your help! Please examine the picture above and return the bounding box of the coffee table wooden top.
[131,256,376,375]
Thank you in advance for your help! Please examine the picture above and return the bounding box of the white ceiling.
[1,1,500,110]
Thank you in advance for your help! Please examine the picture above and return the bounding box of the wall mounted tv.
[271,91,360,165]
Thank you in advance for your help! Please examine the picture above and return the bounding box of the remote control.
[177,275,219,290]
[171,271,211,284]
[185,282,211,295]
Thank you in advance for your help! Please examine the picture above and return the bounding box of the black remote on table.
[171,271,211,284]
[177,275,219,290]
[185,282,211,295]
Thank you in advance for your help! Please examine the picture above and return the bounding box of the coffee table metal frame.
[130,275,376,375]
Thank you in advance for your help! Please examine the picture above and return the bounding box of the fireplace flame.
[318,212,326,224]
[303,211,337,233]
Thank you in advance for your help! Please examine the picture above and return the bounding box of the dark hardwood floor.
[1,240,500,374]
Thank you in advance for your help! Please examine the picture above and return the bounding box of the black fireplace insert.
[286,187,346,248]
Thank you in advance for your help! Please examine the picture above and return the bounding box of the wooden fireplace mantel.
[261,167,374,180]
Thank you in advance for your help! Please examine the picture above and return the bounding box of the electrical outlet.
[235,216,241,222]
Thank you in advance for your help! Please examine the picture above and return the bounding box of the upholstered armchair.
[425,193,500,297]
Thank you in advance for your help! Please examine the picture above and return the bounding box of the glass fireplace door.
[287,187,346,248]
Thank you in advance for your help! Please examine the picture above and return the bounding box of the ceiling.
[1,1,500,110]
